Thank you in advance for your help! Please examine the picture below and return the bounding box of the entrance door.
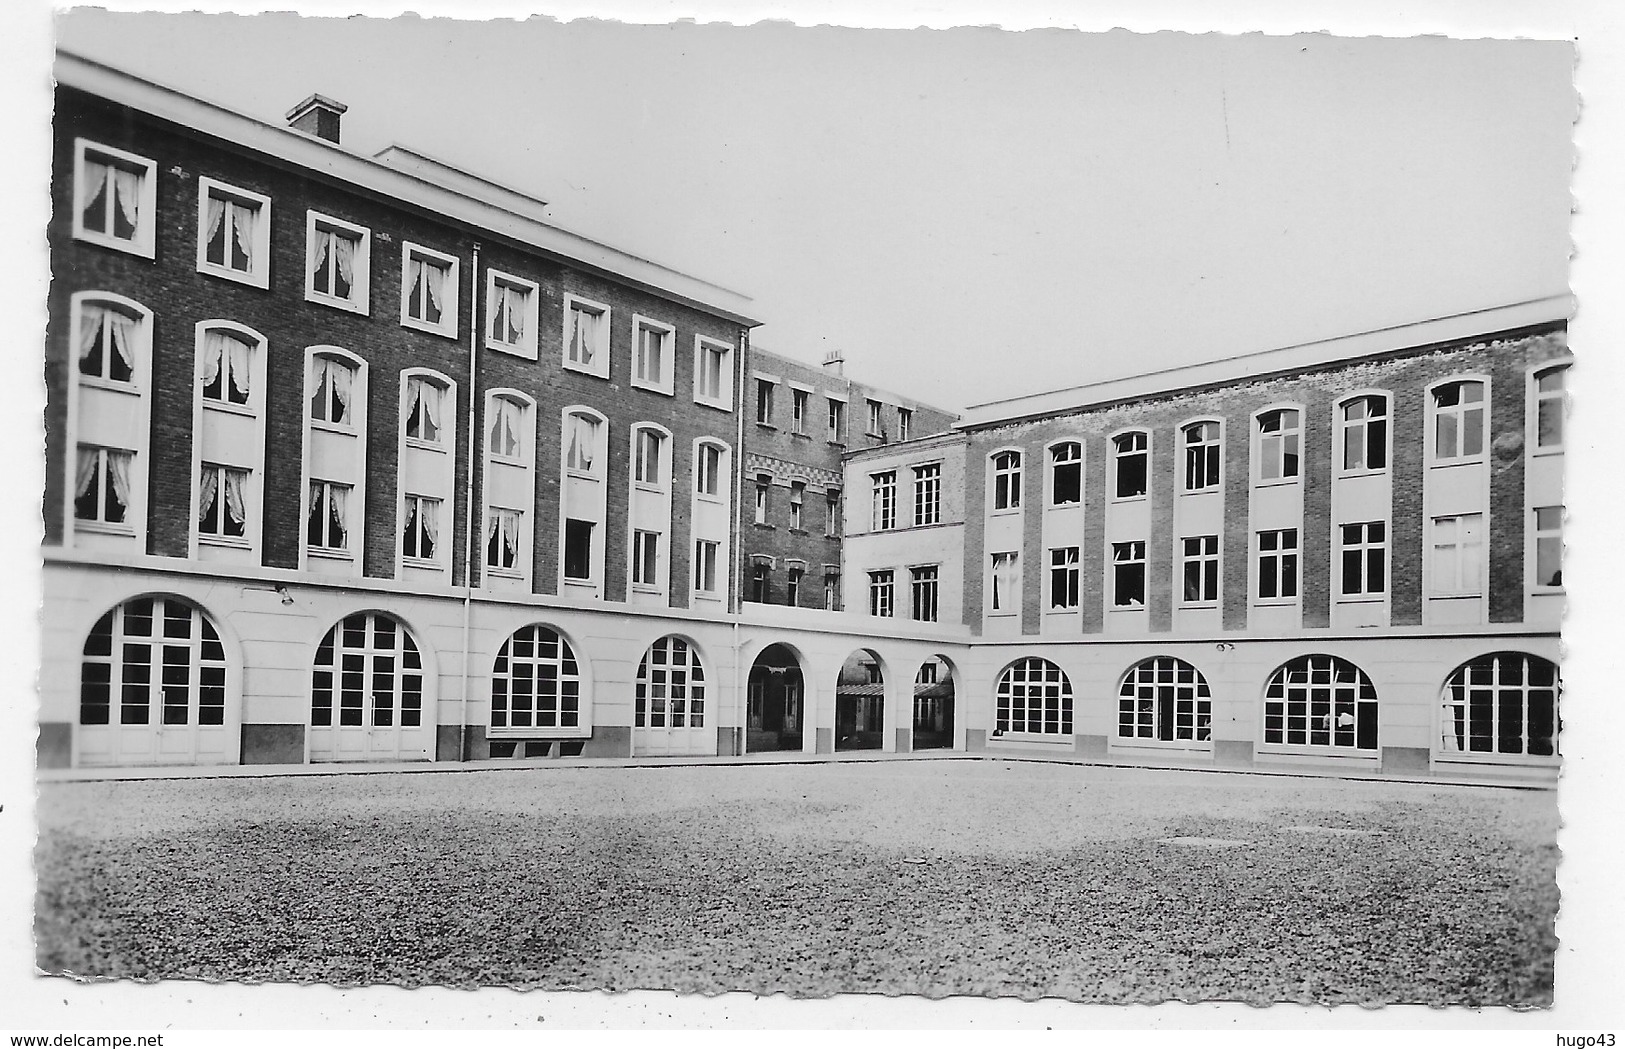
[309,613,433,762]
[633,636,714,756]
[77,596,233,767]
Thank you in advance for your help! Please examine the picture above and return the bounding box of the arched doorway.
[747,643,804,752]
[835,650,884,751]
[309,611,433,762]
[633,635,713,756]
[78,595,233,767]
[912,657,955,750]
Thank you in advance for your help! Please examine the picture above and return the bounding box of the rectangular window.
[197,178,270,287]
[1184,422,1221,490]
[695,338,734,408]
[401,494,441,562]
[789,482,805,530]
[827,398,845,441]
[869,570,895,618]
[696,443,724,497]
[1341,396,1389,471]
[565,296,610,377]
[73,446,133,526]
[1339,521,1387,597]
[824,570,841,610]
[754,475,771,525]
[1534,506,1563,589]
[1430,514,1484,596]
[1535,368,1566,451]
[990,551,1019,614]
[1257,410,1302,481]
[400,243,458,336]
[563,518,595,580]
[1257,528,1299,600]
[632,529,660,586]
[911,565,939,622]
[787,566,803,606]
[1112,541,1146,607]
[487,271,539,358]
[826,491,842,537]
[752,564,770,603]
[306,480,351,553]
[73,139,156,257]
[867,399,884,436]
[1113,433,1148,498]
[1050,443,1082,505]
[305,213,370,312]
[1049,547,1080,610]
[898,408,913,442]
[1432,381,1487,461]
[756,379,775,424]
[196,464,248,540]
[1181,535,1219,604]
[693,539,720,594]
[485,508,522,570]
[633,318,673,393]
[871,471,897,530]
[791,389,809,434]
[913,463,941,526]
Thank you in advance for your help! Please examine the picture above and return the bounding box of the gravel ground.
[34,760,1559,1005]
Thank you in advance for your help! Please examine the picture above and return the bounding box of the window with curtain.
[200,329,253,406]
[77,302,138,385]
[488,397,526,460]
[990,551,1019,613]
[305,480,350,552]
[403,247,451,326]
[487,273,536,354]
[196,463,249,540]
[485,507,522,571]
[73,446,133,526]
[75,142,152,253]
[567,301,604,369]
[308,216,365,305]
[309,356,358,426]
[202,183,263,276]
[404,377,445,444]
[565,413,601,474]
[401,494,441,562]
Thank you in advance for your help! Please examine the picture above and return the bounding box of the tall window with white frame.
[826,490,841,537]
[791,389,808,435]
[913,463,941,526]
[1050,547,1080,610]
[693,539,720,596]
[1050,442,1082,506]
[559,407,605,590]
[565,296,609,377]
[486,271,538,359]
[1257,409,1301,481]
[695,338,733,409]
[197,178,270,288]
[399,372,455,578]
[750,563,770,603]
[304,353,364,566]
[1183,421,1221,490]
[74,447,133,530]
[871,470,897,531]
[306,479,352,555]
[633,318,673,394]
[1341,395,1388,471]
[1533,506,1563,589]
[754,474,771,526]
[990,551,1019,615]
[1430,514,1484,597]
[992,450,1022,510]
[73,297,150,541]
[898,408,913,441]
[867,399,884,437]
[190,322,263,559]
[1339,522,1386,599]
[1113,432,1148,498]
[484,395,531,579]
[756,379,775,425]
[1534,367,1566,451]
[400,244,457,337]
[911,565,939,622]
[789,482,805,530]
[1112,541,1146,607]
[827,398,845,441]
[305,212,370,314]
[786,565,803,606]
[196,463,249,543]
[1432,380,1486,461]
[869,570,895,618]
[824,569,841,610]
[696,441,725,499]
[632,529,660,588]
[73,140,157,257]
[1257,528,1298,600]
[634,428,664,486]
[1181,536,1219,605]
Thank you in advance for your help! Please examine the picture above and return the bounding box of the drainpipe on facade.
[731,327,750,756]
[457,243,482,763]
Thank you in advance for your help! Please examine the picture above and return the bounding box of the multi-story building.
[740,347,956,610]
[842,301,1568,782]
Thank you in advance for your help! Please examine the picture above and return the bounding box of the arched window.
[1339,394,1388,471]
[635,636,706,729]
[403,373,449,446]
[311,613,424,731]
[1533,366,1567,452]
[488,394,530,461]
[1440,652,1558,757]
[1182,422,1220,491]
[1049,442,1082,506]
[1119,657,1212,742]
[1256,408,1301,481]
[564,410,604,475]
[995,657,1072,736]
[309,353,360,429]
[1430,379,1487,462]
[633,426,667,487]
[491,625,582,730]
[77,298,143,386]
[992,450,1022,510]
[1263,655,1377,750]
[695,440,728,497]
[1112,431,1148,498]
[81,596,226,731]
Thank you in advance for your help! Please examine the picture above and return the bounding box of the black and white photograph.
[4,0,1623,1034]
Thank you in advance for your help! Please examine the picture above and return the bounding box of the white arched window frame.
[1438,651,1559,762]
[488,623,592,738]
[627,422,675,597]
[1530,363,1569,456]
[1252,404,1304,484]
[1180,419,1223,492]
[634,635,708,730]
[990,448,1023,512]
[694,438,730,500]
[631,423,672,490]
[300,347,369,569]
[1262,653,1379,752]
[66,293,154,547]
[1425,376,1490,465]
[1047,440,1084,507]
[1117,656,1213,744]
[1335,391,1391,475]
[1110,429,1150,500]
[994,657,1073,737]
[562,407,607,478]
[187,319,269,559]
[482,389,536,584]
[559,405,609,592]
[397,368,457,579]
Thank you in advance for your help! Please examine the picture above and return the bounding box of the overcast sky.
[52,12,1575,411]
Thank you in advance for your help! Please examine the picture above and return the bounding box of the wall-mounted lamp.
[275,586,294,606]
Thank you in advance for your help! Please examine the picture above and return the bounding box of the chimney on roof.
[822,350,845,376]
[285,93,348,144]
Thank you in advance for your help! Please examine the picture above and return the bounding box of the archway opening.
[912,657,955,750]
[747,642,804,753]
[835,650,884,751]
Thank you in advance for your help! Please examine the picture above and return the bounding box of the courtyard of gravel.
[33,759,1559,1006]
